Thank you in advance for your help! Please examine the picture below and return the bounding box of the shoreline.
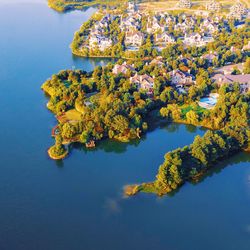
[48,147,68,160]
[72,49,144,60]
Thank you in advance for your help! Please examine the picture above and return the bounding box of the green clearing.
[180,103,207,116]
[58,109,82,123]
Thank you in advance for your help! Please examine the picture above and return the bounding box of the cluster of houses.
[228,1,248,20]
[112,61,155,95]
[212,63,250,94]
[88,14,115,51]
[112,61,135,75]
[112,59,196,95]
[111,53,250,96]
[123,9,227,49]
[86,1,248,52]
[87,3,219,52]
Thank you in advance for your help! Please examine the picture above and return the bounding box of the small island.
[48,135,68,160]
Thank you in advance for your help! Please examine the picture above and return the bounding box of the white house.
[112,62,135,75]
[146,16,165,33]
[206,0,221,12]
[169,69,194,87]
[89,35,112,51]
[125,31,145,46]
[183,32,212,47]
[155,32,175,44]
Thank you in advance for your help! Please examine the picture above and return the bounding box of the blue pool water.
[200,96,218,106]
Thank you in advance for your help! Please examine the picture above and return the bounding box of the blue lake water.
[0,1,250,250]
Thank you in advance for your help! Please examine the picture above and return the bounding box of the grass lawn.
[58,109,82,123]
[180,103,207,116]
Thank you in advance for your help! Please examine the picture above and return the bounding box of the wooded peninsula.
[43,0,250,196]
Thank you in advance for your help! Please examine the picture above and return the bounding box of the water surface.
[0,1,249,250]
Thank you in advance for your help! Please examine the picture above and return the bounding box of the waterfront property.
[72,2,245,58]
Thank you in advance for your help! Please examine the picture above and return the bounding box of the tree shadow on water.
[191,152,250,185]
[69,138,141,154]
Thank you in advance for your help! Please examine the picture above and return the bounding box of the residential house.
[165,15,175,25]
[120,16,140,32]
[212,73,250,93]
[206,0,221,12]
[183,32,213,47]
[228,2,247,20]
[112,62,135,75]
[201,51,218,63]
[149,58,165,67]
[215,63,244,75]
[130,73,155,94]
[146,16,165,33]
[177,0,192,8]
[169,69,195,87]
[125,31,145,46]
[200,19,218,34]
[183,15,196,28]
[89,35,112,51]
[174,22,189,32]
[155,32,175,45]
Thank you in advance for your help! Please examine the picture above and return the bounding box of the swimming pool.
[199,94,218,109]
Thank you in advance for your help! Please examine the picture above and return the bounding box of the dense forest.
[42,59,250,161]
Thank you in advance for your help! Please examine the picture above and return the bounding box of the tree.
[243,57,250,74]
[112,115,129,134]
[186,110,199,125]
[160,107,170,118]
